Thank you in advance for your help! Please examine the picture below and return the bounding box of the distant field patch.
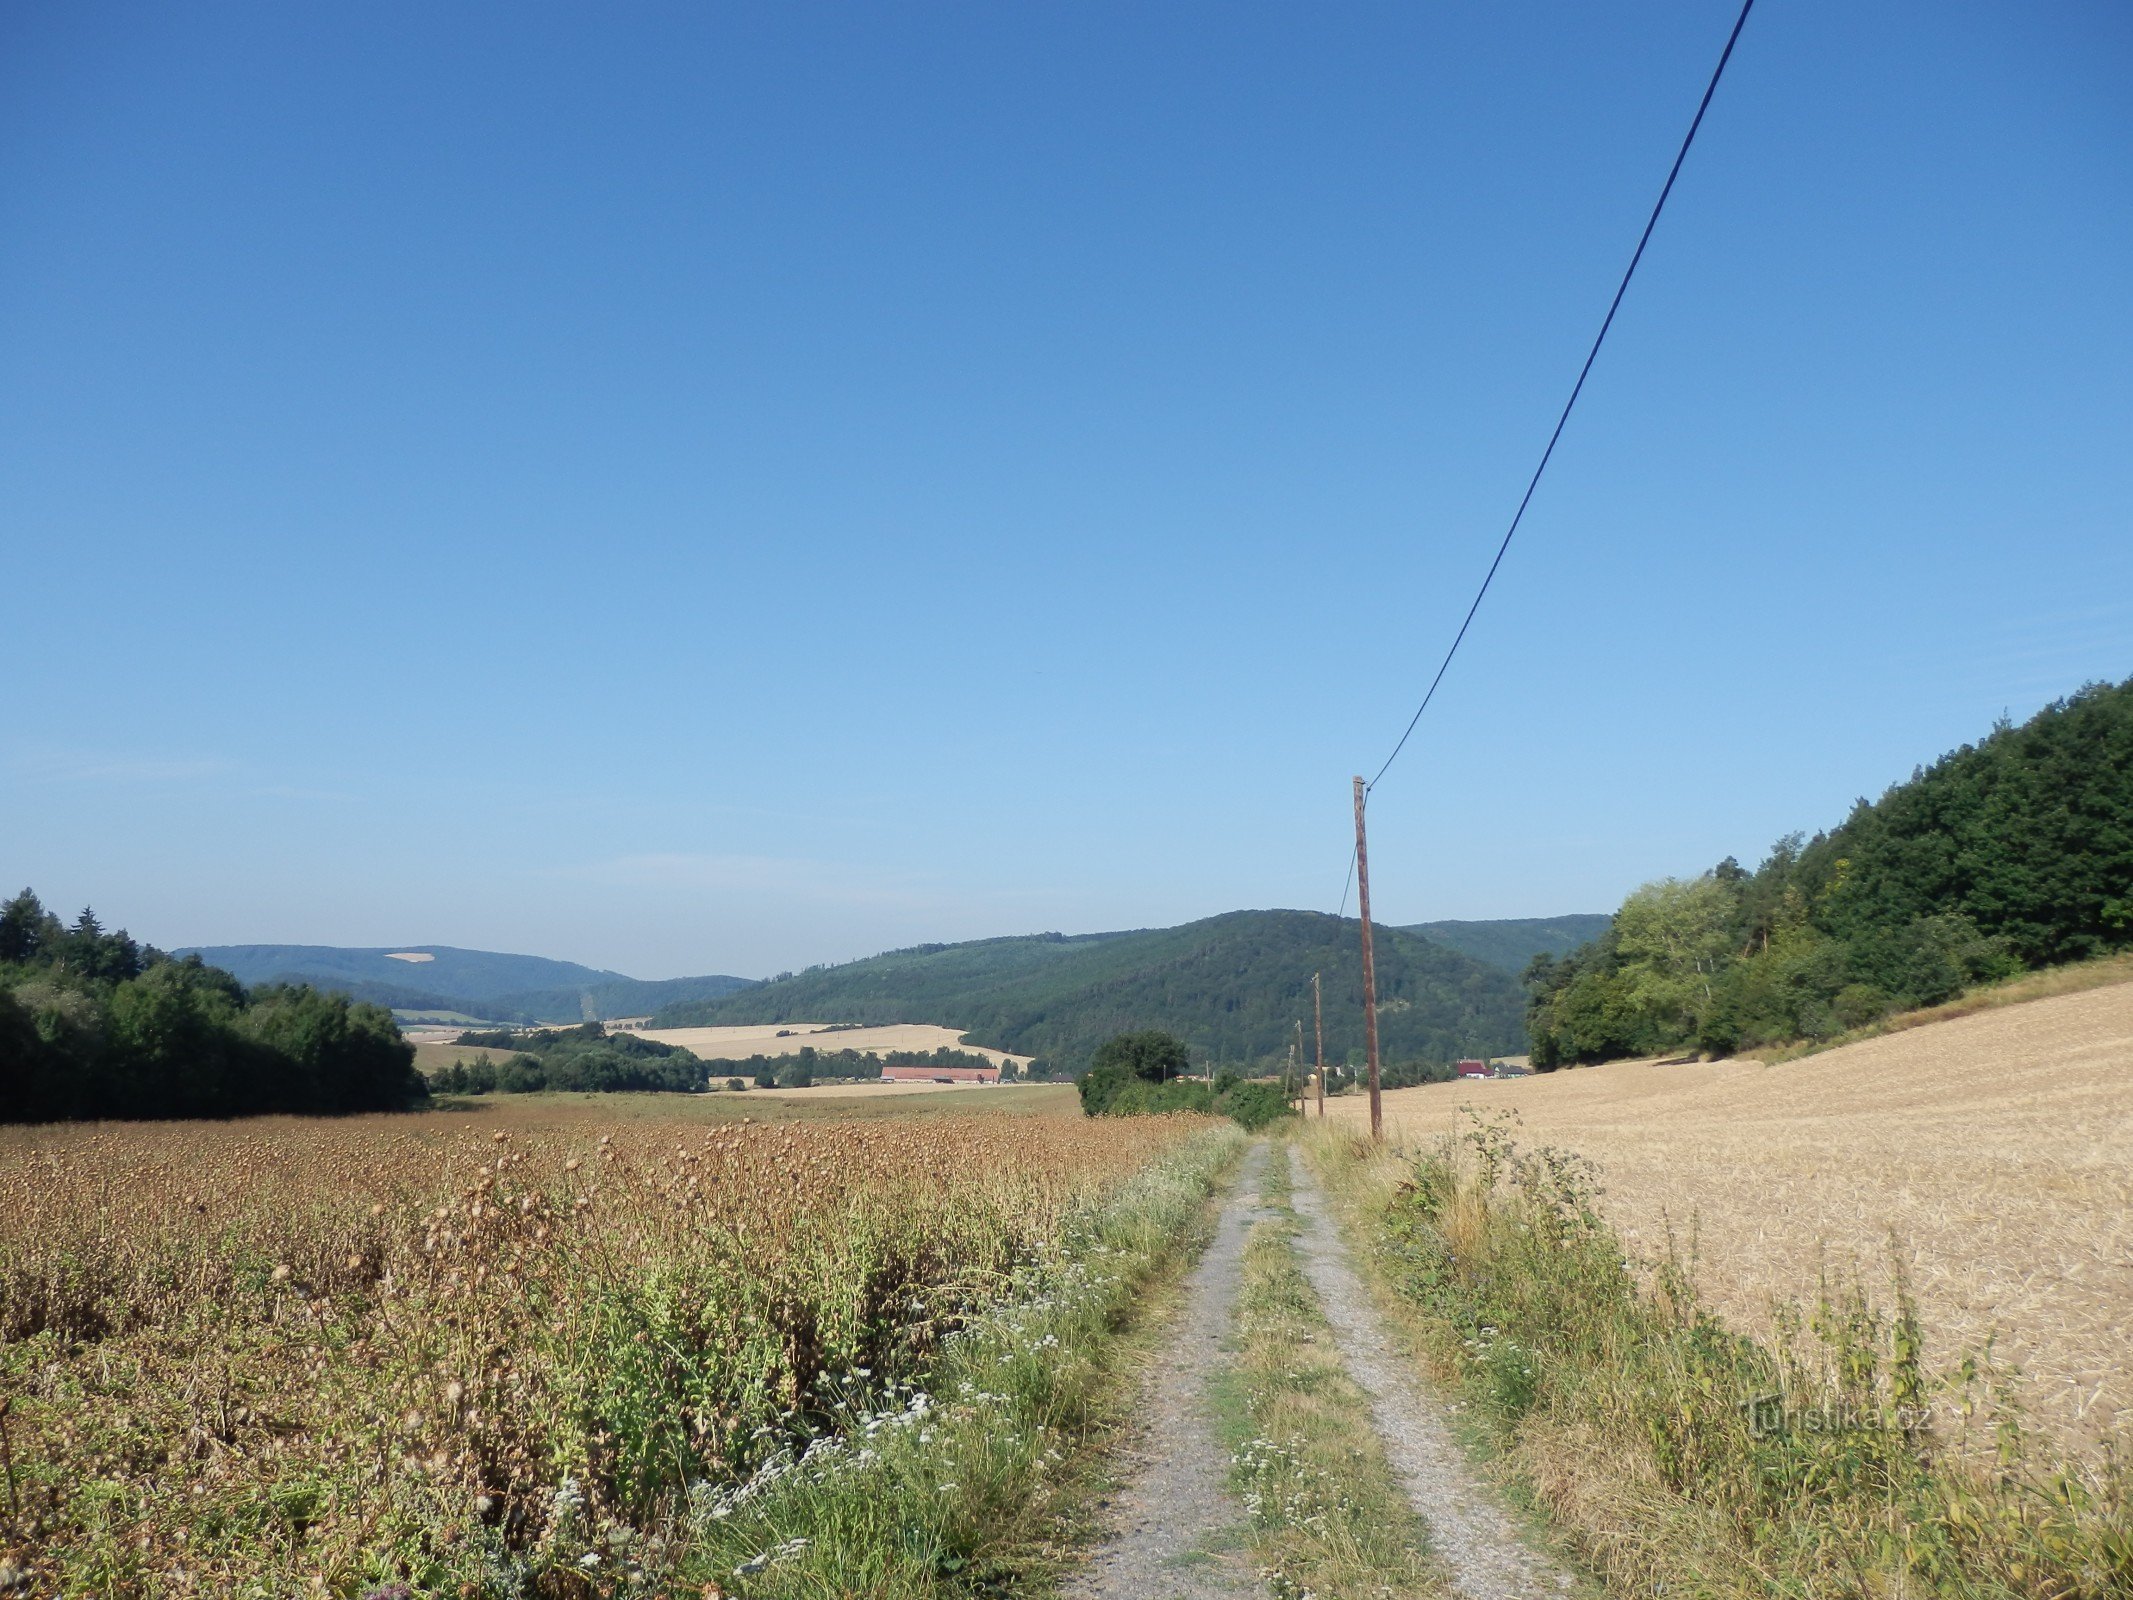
[639,1020,1035,1071]
[410,1040,516,1073]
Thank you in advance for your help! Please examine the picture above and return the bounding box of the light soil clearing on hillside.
[639,1020,1034,1069]
[1326,978,2133,1449]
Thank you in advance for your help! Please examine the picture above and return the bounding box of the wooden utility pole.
[1312,971,1325,1119]
[1294,1019,1306,1113]
[1353,775,1383,1140]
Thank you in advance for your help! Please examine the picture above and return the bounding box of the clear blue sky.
[5,1,2129,979]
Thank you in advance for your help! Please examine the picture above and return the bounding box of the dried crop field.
[1327,978,2133,1448]
[0,1097,1206,1596]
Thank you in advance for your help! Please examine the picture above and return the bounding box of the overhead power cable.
[1337,0,1755,921]
[1365,0,1756,796]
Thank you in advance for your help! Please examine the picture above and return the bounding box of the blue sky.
[5,1,2129,979]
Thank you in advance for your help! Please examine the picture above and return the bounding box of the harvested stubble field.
[634,1024,1034,1072]
[0,1095,1205,1596]
[1327,977,2133,1449]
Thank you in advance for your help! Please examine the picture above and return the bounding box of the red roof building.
[881,1063,1000,1084]
[1455,1059,1490,1079]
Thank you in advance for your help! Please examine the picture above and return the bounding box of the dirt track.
[1066,1143,1270,1600]
[1324,980,2133,1446]
[1288,1146,1574,1599]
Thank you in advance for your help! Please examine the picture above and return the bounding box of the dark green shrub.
[1216,1080,1290,1130]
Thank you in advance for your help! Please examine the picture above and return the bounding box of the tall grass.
[1306,1118,2133,1598]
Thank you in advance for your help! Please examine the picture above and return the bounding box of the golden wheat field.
[1328,977,2133,1449]
[0,1096,1200,1597]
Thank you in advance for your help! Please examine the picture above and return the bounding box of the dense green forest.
[436,1023,706,1093]
[1405,914,1611,975]
[1528,680,2133,1066]
[652,910,1527,1074]
[186,943,754,1023]
[1,890,427,1120]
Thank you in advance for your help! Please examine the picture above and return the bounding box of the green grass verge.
[1303,1120,2133,1599]
[1209,1146,1447,1600]
[675,1125,1248,1598]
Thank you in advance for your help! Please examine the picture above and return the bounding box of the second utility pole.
[1312,970,1325,1119]
[1352,775,1383,1141]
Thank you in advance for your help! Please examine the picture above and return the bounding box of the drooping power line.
[1338,0,1756,919]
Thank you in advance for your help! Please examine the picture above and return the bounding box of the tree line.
[434,1023,705,1094]
[1527,679,2133,1066]
[1,890,426,1121]
[686,1045,1012,1089]
[429,1033,1011,1095]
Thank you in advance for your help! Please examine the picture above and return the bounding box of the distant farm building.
[881,1063,999,1084]
[1454,1057,1531,1080]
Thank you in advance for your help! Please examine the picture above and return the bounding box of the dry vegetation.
[1327,976,2133,1448]
[0,1096,1204,1596]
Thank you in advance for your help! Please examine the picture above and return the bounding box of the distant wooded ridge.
[651,908,1535,1075]
[1400,915,1611,975]
[175,944,754,1024]
[173,913,1600,1031]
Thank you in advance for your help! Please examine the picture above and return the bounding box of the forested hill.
[1405,915,1611,974]
[652,909,1527,1073]
[1528,677,2133,1066]
[179,944,753,1023]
